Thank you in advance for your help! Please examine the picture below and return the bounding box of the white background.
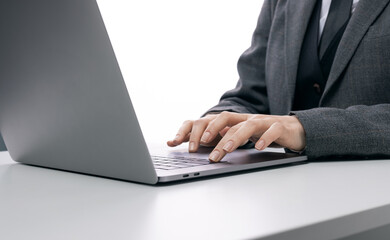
[97,0,264,143]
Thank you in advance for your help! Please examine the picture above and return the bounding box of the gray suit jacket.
[206,0,390,159]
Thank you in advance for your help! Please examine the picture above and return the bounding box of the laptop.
[0,0,307,184]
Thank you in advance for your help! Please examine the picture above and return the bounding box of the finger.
[199,134,222,147]
[167,133,191,147]
[255,122,284,150]
[208,124,242,162]
[167,141,175,147]
[188,118,210,152]
[197,127,229,149]
[221,119,260,154]
[200,112,248,145]
[219,126,230,137]
[168,120,193,146]
[183,132,191,142]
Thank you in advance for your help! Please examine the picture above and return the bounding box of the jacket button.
[313,83,322,94]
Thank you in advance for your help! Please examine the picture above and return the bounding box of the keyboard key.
[151,155,210,170]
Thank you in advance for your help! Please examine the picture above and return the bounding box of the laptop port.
[194,173,200,176]
[183,174,189,178]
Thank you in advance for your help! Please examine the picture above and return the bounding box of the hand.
[167,114,226,150]
[167,112,306,162]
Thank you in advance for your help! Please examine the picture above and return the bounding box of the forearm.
[204,99,259,116]
[205,0,274,116]
[292,104,390,159]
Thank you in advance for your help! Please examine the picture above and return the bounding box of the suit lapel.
[285,0,316,110]
[321,0,390,101]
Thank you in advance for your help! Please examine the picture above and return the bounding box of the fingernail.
[189,142,196,152]
[256,140,265,150]
[223,140,234,152]
[201,132,211,143]
[209,150,220,162]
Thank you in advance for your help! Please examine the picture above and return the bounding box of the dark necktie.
[319,0,353,81]
[319,0,353,59]
[293,0,353,111]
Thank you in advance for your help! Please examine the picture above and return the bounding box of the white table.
[1,149,390,240]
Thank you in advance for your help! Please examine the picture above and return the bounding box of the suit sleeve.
[204,0,276,115]
[292,104,390,159]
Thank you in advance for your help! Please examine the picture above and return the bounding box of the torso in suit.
[206,0,390,159]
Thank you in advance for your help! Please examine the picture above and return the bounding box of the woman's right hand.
[166,112,248,152]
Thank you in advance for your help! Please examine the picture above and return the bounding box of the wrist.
[289,115,306,151]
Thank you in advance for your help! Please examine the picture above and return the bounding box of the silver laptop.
[0,0,307,184]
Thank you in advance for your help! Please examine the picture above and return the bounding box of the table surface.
[1,146,390,240]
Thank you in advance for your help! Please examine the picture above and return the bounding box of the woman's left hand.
[203,112,306,162]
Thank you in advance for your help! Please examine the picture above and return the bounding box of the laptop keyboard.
[151,155,211,170]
